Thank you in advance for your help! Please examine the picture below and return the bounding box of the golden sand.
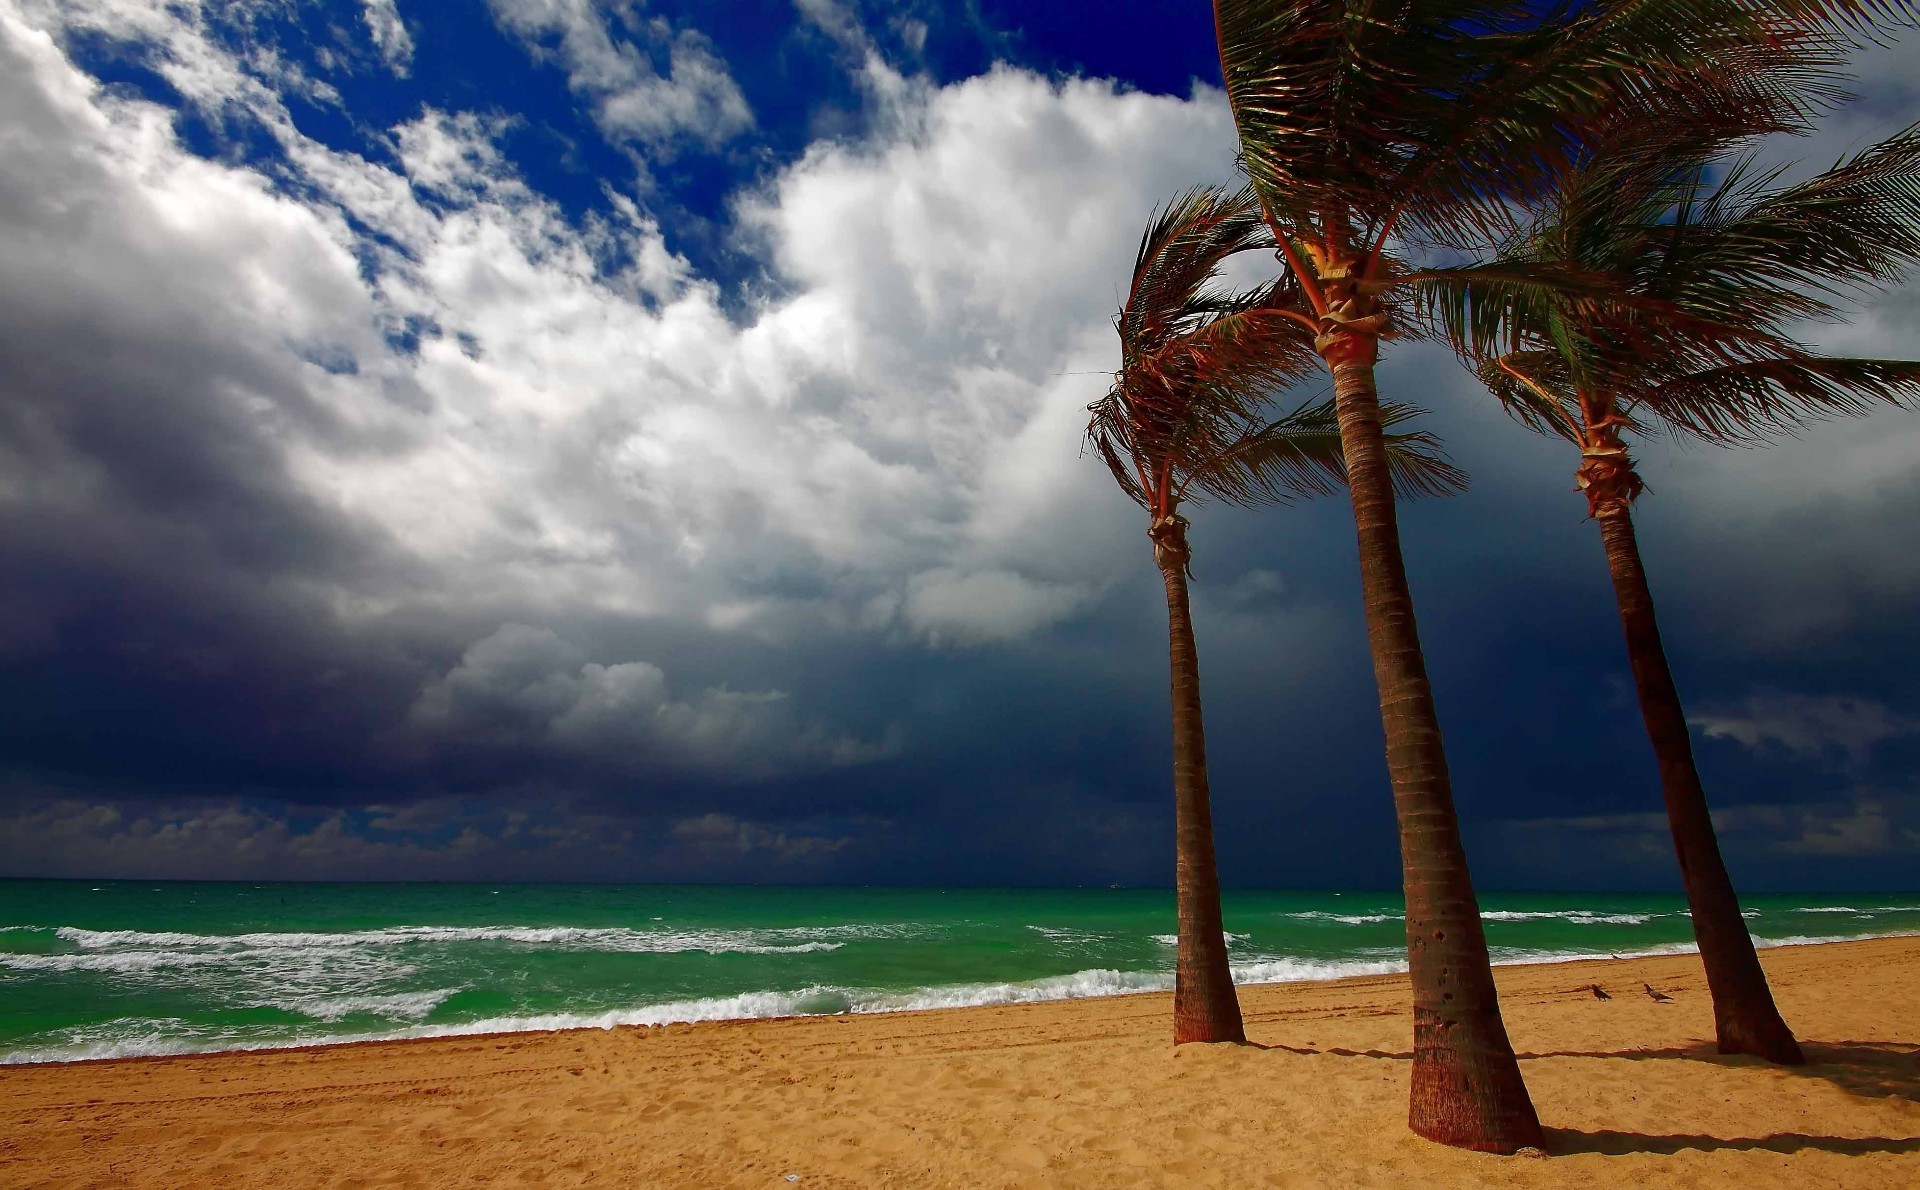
[3,936,1916,1188]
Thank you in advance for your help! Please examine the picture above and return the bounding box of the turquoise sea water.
[3,881,1916,1064]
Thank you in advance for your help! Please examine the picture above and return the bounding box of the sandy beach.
[2,935,1916,1188]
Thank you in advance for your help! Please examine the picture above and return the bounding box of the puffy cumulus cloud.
[12,0,1913,888]
[485,0,753,152]
[0,0,1260,826]
[1692,690,1919,766]
[410,625,898,776]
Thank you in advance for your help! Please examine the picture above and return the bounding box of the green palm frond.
[1374,400,1475,498]
[1406,260,1627,359]
[1197,397,1469,506]
[1091,186,1469,515]
[1211,0,1881,253]
[1632,355,1920,443]
[1091,185,1327,513]
[1644,121,1920,322]
[1447,112,1920,449]
[1473,352,1589,447]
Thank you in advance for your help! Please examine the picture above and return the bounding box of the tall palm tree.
[1208,0,1891,1151]
[1088,185,1467,1044]
[1446,120,1920,1064]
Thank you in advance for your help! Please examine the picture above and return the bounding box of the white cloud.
[360,0,412,75]
[485,0,753,152]
[901,567,1091,644]
[410,625,896,776]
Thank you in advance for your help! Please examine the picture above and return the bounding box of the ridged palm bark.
[1453,122,1920,1063]
[1210,0,1896,1150]
[1089,186,1466,1044]
[1154,511,1244,1043]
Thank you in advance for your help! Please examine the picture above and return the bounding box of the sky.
[2,0,1918,891]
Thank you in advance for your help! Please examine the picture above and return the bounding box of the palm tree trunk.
[1156,531,1246,1045]
[1326,350,1542,1152]
[1594,507,1804,1064]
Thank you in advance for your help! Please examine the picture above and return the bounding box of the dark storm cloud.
[1,1,1917,888]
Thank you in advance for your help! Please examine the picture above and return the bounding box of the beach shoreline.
[0,930,1911,1072]
[4,934,1916,1187]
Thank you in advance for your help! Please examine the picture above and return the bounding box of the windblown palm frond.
[1207,397,1470,505]
[1437,115,1920,448]
[1090,187,1467,514]
[1472,352,1589,446]
[1211,0,1885,254]
[1641,121,1920,322]
[1633,355,1920,444]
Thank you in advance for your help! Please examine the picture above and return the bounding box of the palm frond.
[1632,354,1920,444]
[1375,400,1474,498]
[1445,113,1920,453]
[1092,185,1333,514]
[1191,397,1469,506]
[1212,0,1879,252]
[1473,352,1589,447]
[1646,121,1920,320]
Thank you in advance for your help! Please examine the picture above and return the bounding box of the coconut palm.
[1208,0,1895,1150]
[1446,119,1920,1064]
[1088,185,1466,1044]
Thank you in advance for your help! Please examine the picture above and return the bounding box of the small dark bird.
[1588,983,1611,1001]
[1644,983,1673,1003]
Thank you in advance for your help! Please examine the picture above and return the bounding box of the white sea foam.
[51,925,853,956]
[1149,932,1250,947]
[1792,905,1919,915]
[1479,910,1661,925]
[267,988,462,1023]
[1026,926,1106,944]
[1289,911,1401,925]
[0,951,226,973]
[1752,931,1911,949]
[0,955,1417,1064]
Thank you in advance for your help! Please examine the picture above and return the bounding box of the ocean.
[2,881,1915,1065]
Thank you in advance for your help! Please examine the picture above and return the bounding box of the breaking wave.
[0,956,1409,1065]
[48,924,863,956]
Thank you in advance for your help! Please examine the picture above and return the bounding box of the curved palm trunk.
[1154,520,1246,1045]
[1326,350,1542,1152]
[1594,507,1804,1064]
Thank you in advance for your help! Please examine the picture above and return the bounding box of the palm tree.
[1088,185,1467,1044]
[1447,120,1920,1064]
[1208,0,1888,1150]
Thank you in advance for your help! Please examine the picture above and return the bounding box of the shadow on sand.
[1518,1039,1920,1101]
[1545,1129,1920,1157]
[1257,1038,1920,1156]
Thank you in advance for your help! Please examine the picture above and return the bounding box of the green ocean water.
[2,881,1916,1064]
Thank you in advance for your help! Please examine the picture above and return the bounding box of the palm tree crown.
[1088,185,1465,532]
[1461,118,1920,493]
